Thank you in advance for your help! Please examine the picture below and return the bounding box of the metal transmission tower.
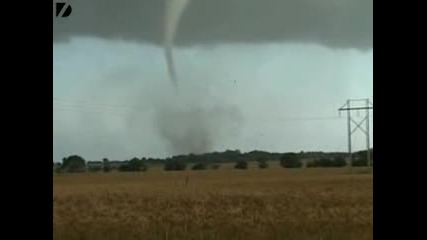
[338,99,373,167]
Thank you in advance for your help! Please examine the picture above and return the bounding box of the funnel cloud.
[164,0,190,87]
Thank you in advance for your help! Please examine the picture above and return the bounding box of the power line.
[53,97,373,122]
[54,107,372,122]
[53,98,135,110]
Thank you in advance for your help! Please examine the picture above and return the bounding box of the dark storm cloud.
[53,0,372,49]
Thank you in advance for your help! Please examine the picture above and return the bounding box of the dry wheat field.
[53,163,373,240]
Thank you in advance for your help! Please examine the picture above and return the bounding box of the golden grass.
[53,164,372,240]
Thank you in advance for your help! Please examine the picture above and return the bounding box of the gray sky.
[53,0,372,161]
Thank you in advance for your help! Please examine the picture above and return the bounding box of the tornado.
[164,0,191,89]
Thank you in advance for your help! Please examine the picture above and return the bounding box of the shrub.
[308,158,347,168]
[192,163,207,170]
[119,158,147,172]
[164,159,187,171]
[332,157,347,167]
[353,157,368,167]
[234,160,248,169]
[280,154,302,168]
[62,155,86,173]
[258,159,269,169]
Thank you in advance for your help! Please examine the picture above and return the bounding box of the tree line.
[53,149,372,173]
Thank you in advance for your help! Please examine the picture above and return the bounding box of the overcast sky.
[53,37,372,161]
[53,0,372,161]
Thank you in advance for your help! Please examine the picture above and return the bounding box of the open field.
[53,164,373,240]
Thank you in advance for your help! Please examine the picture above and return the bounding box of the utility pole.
[346,100,352,167]
[339,99,373,168]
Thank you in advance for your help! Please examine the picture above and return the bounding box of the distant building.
[109,160,127,169]
[86,161,103,169]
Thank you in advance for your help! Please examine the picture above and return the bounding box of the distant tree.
[280,153,302,168]
[332,157,347,167]
[352,150,373,167]
[119,158,147,172]
[164,159,187,171]
[306,161,316,168]
[102,158,111,172]
[61,155,86,173]
[234,160,248,169]
[353,158,367,167]
[308,158,346,168]
[257,159,269,169]
[188,153,200,163]
[191,163,207,170]
[316,158,333,167]
[224,149,242,162]
[118,164,128,171]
